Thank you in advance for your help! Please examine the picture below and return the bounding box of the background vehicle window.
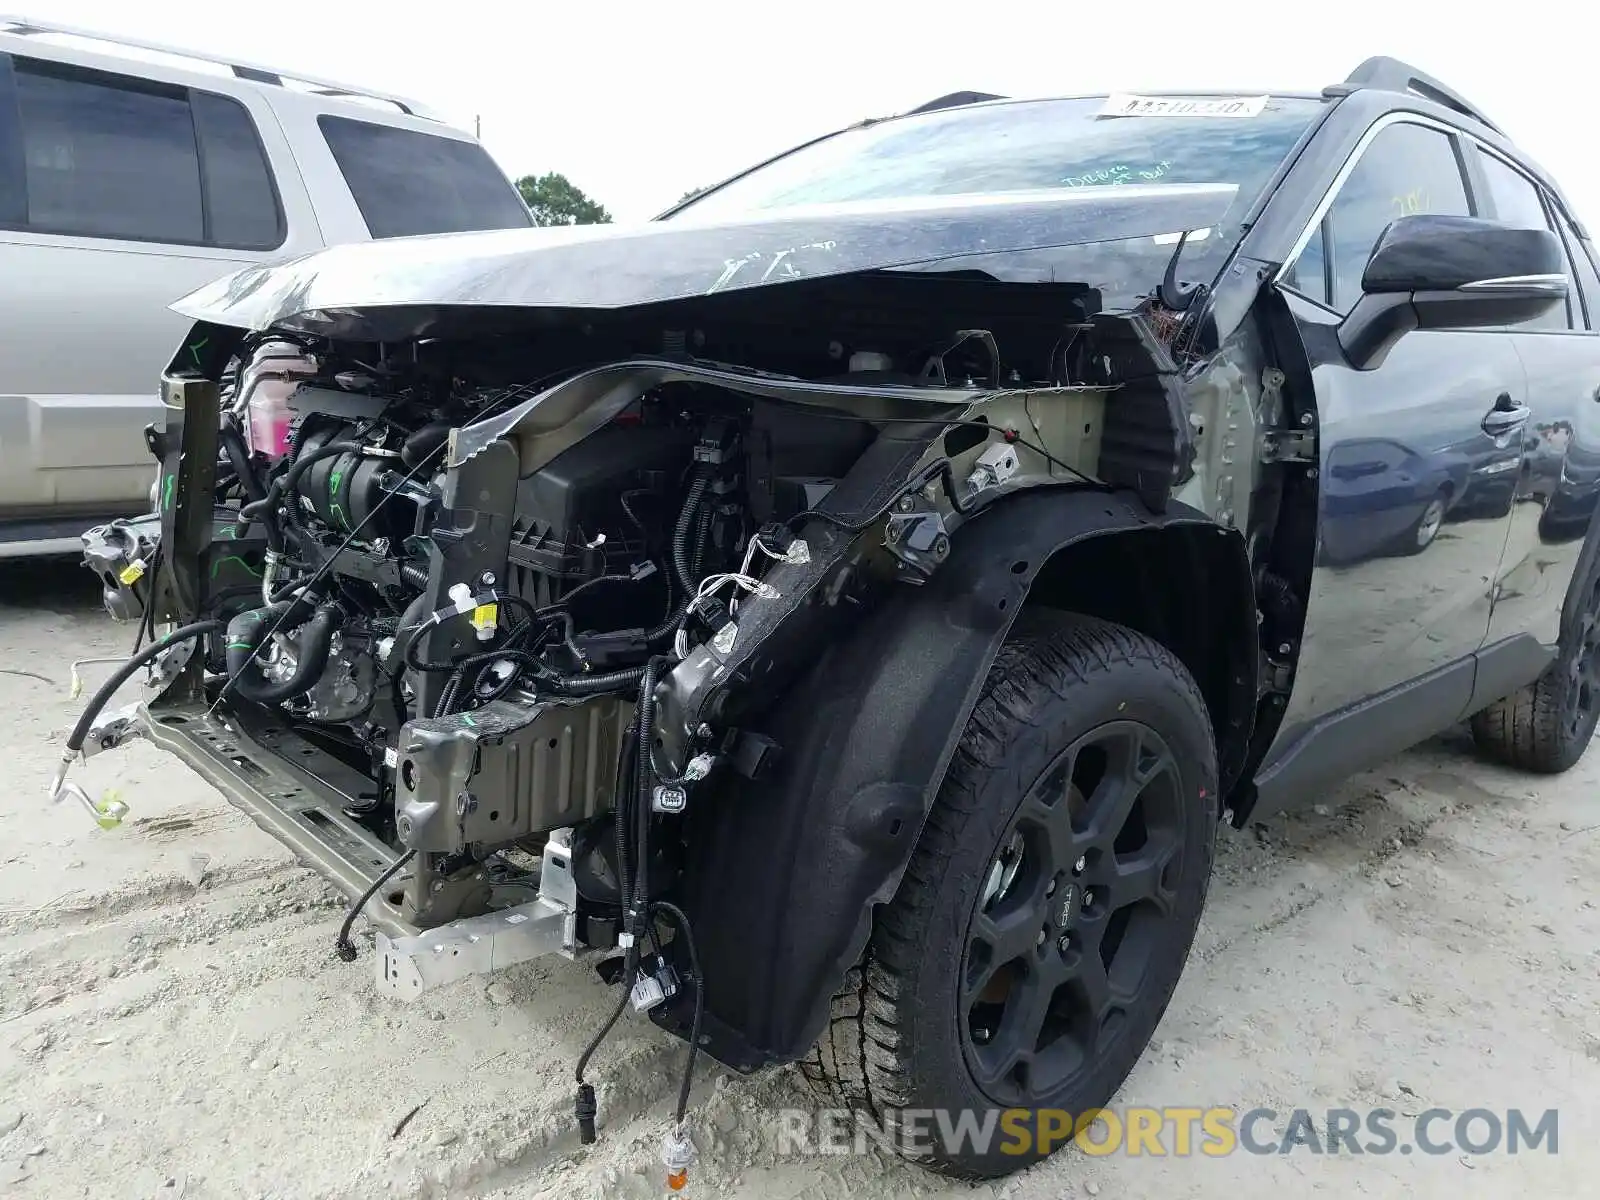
[318,116,532,239]
[1324,123,1471,314]
[1477,151,1570,328]
[15,62,204,243]
[0,56,23,226]
[191,92,283,250]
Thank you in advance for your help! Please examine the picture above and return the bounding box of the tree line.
[513,174,708,225]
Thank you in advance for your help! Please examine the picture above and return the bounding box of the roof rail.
[905,90,1007,115]
[0,14,442,121]
[1329,56,1501,134]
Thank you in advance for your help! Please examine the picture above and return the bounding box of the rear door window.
[1557,215,1600,331]
[318,115,532,239]
[191,91,284,250]
[4,55,283,249]
[15,60,205,243]
[1476,149,1571,329]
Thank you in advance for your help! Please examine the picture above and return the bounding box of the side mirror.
[1338,215,1567,370]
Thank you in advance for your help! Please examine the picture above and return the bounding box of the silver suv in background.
[0,16,532,557]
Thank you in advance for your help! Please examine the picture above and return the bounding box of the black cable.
[672,469,712,596]
[650,900,704,1127]
[333,849,416,962]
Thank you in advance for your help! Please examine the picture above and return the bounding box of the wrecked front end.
[61,185,1265,1086]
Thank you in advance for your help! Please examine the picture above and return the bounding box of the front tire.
[805,613,1218,1178]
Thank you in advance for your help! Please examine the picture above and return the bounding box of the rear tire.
[1471,567,1600,773]
[803,613,1217,1178]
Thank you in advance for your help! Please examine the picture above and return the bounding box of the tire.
[1400,487,1449,555]
[803,612,1218,1178]
[1471,566,1600,773]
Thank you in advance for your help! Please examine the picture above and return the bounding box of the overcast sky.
[27,0,1600,227]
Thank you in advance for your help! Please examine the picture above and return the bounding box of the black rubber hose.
[333,849,416,962]
[65,620,224,756]
[671,469,711,596]
[398,562,428,592]
[219,416,266,503]
[400,422,452,471]
[224,601,341,705]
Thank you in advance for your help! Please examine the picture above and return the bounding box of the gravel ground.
[2,558,1597,1199]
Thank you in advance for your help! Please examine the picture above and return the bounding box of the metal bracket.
[883,496,951,580]
[373,836,580,999]
[80,702,147,760]
[1260,428,1316,465]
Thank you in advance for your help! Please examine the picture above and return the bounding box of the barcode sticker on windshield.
[1098,94,1268,119]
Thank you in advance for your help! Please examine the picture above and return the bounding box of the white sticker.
[1098,94,1269,119]
[384,746,399,768]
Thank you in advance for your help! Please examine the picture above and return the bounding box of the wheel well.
[1022,524,1257,794]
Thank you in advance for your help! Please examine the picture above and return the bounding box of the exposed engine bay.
[63,234,1263,1160]
[76,271,1206,925]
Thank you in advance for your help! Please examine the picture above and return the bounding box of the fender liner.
[656,487,1251,1069]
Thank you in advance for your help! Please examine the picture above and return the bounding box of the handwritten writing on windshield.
[1062,160,1174,188]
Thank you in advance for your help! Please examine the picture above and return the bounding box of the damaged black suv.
[58,57,1600,1180]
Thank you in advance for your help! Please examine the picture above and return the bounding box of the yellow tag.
[470,603,498,630]
[118,561,146,585]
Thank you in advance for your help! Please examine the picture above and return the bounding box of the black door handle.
[1483,393,1531,437]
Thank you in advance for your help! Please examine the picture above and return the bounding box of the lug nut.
[1074,856,1086,873]
[1036,929,1046,946]
[1045,877,1057,897]
[1058,935,1071,954]
[1082,890,1095,909]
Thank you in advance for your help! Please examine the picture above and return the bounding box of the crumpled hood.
[172,182,1238,340]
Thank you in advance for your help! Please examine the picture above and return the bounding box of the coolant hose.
[219,416,266,503]
[671,468,712,596]
[224,601,341,704]
[398,562,428,592]
[64,620,225,757]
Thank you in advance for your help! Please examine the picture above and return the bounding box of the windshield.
[672,94,1322,305]
[318,115,532,240]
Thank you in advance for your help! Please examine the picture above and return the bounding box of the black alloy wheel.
[963,720,1185,1105]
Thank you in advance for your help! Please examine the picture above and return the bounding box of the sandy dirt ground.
[2,557,1597,1200]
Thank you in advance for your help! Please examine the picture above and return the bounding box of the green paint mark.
[329,469,343,495]
[216,524,237,539]
[331,502,347,531]
[460,714,477,727]
[188,336,209,368]
[161,473,174,510]
[225,640,254,650]
[211,555,263,579]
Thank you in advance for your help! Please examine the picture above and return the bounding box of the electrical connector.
[662,1124,696,1192]
[575,1083,598,1144]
